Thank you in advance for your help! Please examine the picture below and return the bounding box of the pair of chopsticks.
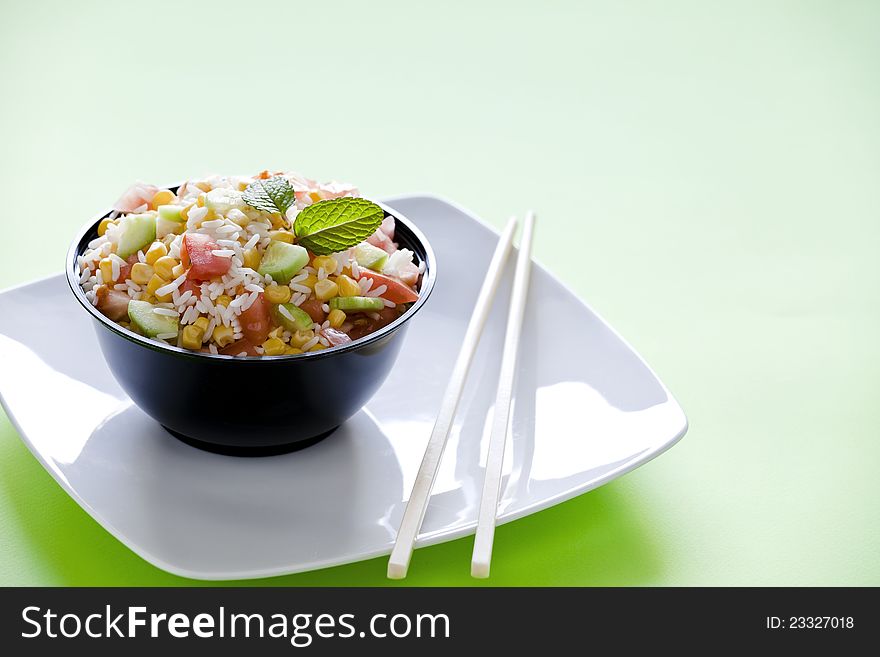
[388,211,536,579]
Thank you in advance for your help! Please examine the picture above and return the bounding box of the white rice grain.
[321,304,330,314]
[302,336,319,351]
[383,299,396,308]
[277,305,295,323]
[365,284,387,298]
[211,249,235,258]
[240,290,260,311]
[153,308,179,317]
[155,332,177,340]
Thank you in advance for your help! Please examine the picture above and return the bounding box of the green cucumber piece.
[157,204,185,223]
[354,242,388,271]
[156,205,185,238]
[127,300,179,338]
[272,303,313,332]
[329,296,385,312]
[117,212,157,259]
[257,241,308,284]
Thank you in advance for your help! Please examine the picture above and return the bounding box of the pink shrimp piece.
[114,182,159,212]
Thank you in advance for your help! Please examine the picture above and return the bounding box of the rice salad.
[78,170,424,357]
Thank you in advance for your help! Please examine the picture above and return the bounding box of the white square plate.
[0,194,686,580]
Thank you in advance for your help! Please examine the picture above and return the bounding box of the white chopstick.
[387,216,519,579]
[471,210,535,578]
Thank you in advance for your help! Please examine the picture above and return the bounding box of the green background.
[0,0,877,586]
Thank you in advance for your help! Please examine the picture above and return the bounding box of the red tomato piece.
[239,293,270,344]
[182,233,232,281]
[119,254,137,282]
[357,270,419,304]
[95,286,131,321]
[219,339,260,357]
[346,307,402,341]
[179,279,202,299]
[299,298,326,324]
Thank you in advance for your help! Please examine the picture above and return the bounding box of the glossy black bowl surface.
[67,197,435,456]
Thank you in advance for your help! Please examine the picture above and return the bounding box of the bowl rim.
[66,192,436,362]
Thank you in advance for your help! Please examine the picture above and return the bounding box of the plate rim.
[0,193,688,581]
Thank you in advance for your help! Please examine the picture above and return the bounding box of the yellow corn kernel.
[268,326,284,340]
[197,193,206,207]
[237,181,249,192]
[262,337,287,356]
[230,210,250,227]
[243,248,261,271]
[289,329,315,348]
[215,294,232,308]
[151,189,175,209]
[130,263,154,285]
[309,343,328,352]
[171,264,186,278]
[314,279,338,301]
[309,191,321,203]
[193,316,210,333]
[311,255,337,275]
[270,214,286,230]
[194,181,211,192]
[145,241,168,265]
[146,274,167,297]
[327,309,346,328]
[153,255,178,280]
[212,325,234,347]
[98,258,114,283]
[264,284,291,304]
[268,230,294,244]
[156,290,173,304]
[285,346,303,355]
[299,274,318,291]
[180,204,192,221]
[181,325,204,350]
[98,217,113,236]
[336,274,360,297]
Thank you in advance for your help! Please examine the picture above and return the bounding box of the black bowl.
[67,196,435,456]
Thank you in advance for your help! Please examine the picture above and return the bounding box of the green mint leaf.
[294,197,384,255]
[242,176,297,216]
